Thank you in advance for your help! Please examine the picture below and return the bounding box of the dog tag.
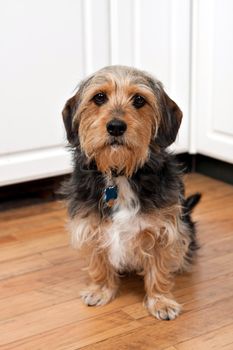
[104,186,118,207]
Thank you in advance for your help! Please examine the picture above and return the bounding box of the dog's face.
[62,66,182,176]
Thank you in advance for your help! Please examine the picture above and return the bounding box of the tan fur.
[81,250,119,306]
[76,70,160,176]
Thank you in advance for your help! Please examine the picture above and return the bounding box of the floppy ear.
[62,75,94,144]
[155,90,183,148]
[62,95,79,144]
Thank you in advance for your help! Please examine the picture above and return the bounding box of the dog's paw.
[145,294,181,320]
[80,285,117,306]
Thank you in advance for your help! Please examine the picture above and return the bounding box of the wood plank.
[3,312,140,350]
[175,323,233,350]
[0,208,65,233]
[0,233,67,263]
[0,279,82,322]
[40,246,79,265]
[0,260,86,300]
[0,254,52,281]
[0,200,63,222]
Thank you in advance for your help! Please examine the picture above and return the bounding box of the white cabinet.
[0,0,191,186]
[0,0,232,186]
[0,0,85,185]
[192,0,233,163]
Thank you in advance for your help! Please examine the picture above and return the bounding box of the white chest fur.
[105,176,149,271]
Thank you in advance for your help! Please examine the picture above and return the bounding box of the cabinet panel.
[83,0,110,74]
[109,0,191,153]
[0,0,85,185]
[193,0,233,163]
[212,1,233,137]
[0,0,84,155]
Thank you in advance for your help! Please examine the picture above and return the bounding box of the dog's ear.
[62,95,78,144]
[155,90,183,148]
[62,75,94,144]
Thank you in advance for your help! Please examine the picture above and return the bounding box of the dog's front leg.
[81,250,119,306]
[143,255,181,320]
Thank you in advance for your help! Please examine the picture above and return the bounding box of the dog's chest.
[105,177,148,271]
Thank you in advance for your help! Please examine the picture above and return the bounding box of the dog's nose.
[106,119,127,136]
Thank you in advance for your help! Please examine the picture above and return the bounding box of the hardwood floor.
[0,173,233,350]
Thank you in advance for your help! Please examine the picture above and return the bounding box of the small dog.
[61,65,200,320]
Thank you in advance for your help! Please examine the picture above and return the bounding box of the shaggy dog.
[61,65,200,320]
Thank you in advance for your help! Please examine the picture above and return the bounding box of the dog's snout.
[106,119,127,136]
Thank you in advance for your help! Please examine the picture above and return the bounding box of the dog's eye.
[93,92,107,106]
[132,95,146,109]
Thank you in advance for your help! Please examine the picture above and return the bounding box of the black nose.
[106,119,127,136]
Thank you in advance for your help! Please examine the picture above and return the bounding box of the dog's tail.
[183,193,202,214]
[183,193,202,261]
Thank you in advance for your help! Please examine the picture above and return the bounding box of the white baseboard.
[0,146,72,186]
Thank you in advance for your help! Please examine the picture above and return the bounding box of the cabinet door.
[0,0,82,185]
[109,0,191,153]
[193,0,233,163]
[0,0,111,186]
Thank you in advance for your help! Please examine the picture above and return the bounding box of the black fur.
[130,147,184,211]
[182,193,201,262]
[61,147,179,214]
[184,193,202,214]
[61,148,104,218]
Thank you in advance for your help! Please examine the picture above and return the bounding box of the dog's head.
[62,66,182,176]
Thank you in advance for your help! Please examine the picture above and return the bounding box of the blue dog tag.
[104,186,118,207]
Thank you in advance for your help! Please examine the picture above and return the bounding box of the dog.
[61,65,200,320]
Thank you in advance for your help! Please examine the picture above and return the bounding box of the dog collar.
[104,185,118,208]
